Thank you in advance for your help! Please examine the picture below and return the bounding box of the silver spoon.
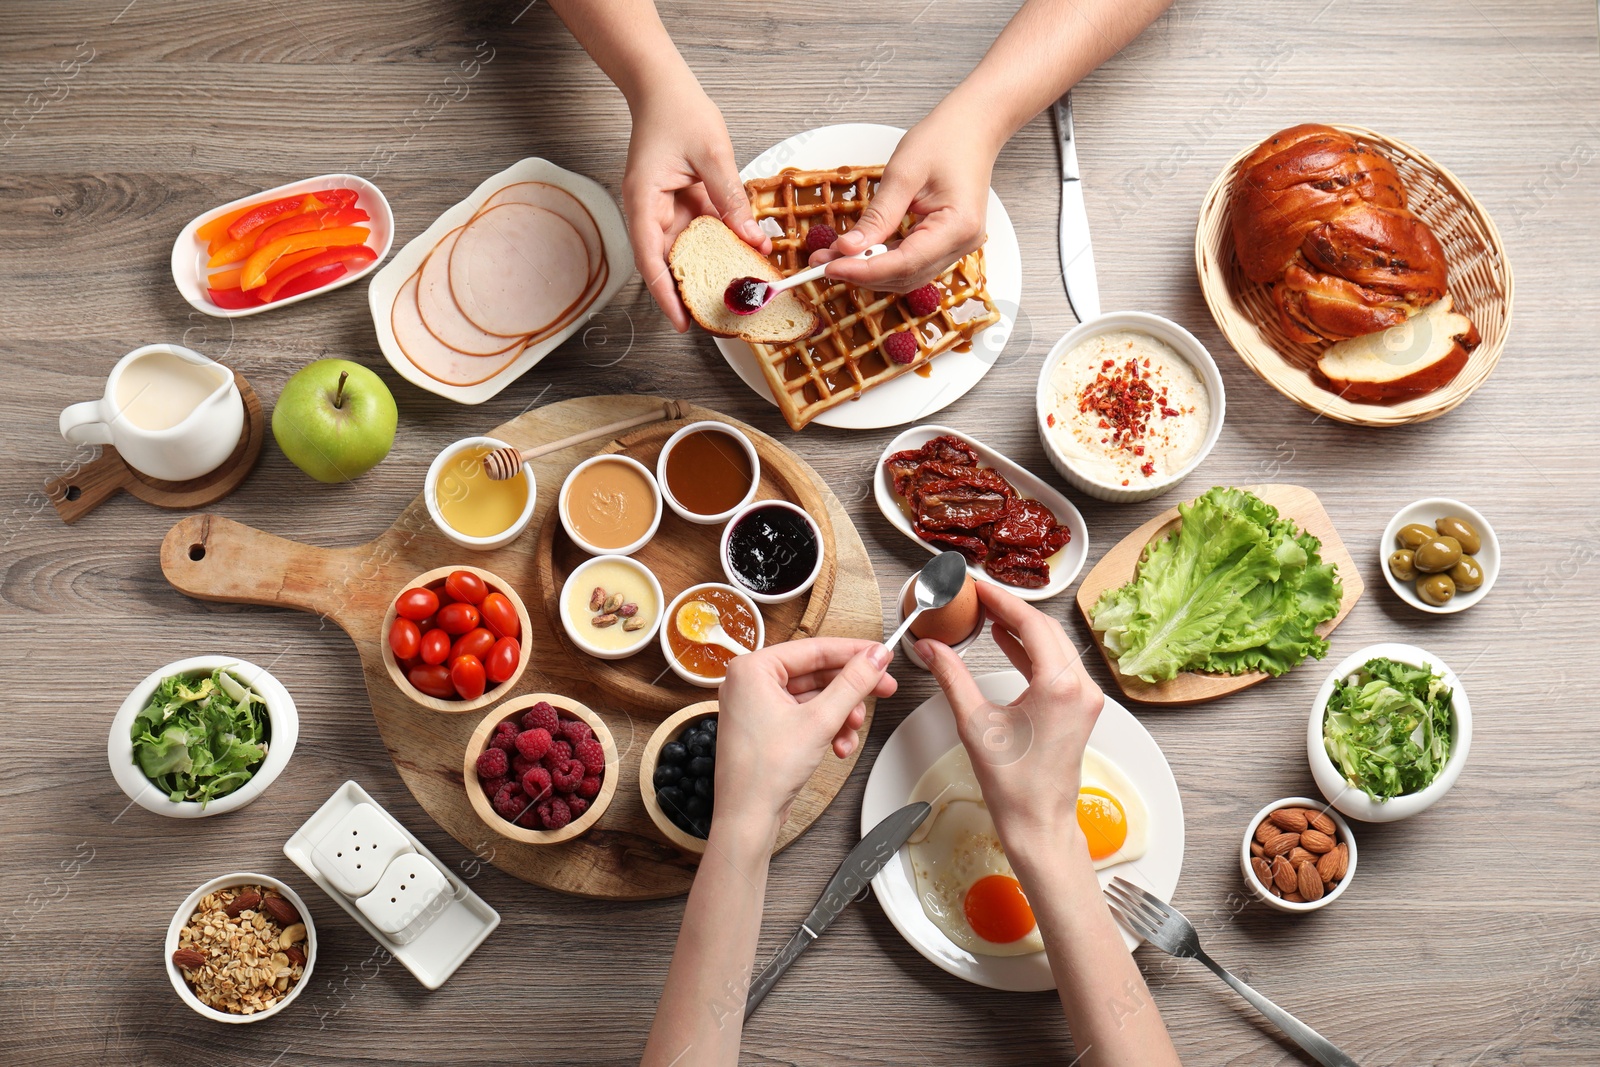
[723,243,888,315]
[883,551,970,652]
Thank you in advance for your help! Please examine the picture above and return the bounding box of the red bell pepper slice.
[207,286,264,310]
[241,225,370,289]
[253,206,370,250]
[256,245,375,302]
[225,194,321,241]
[268,262,350,302]
[196,202,256,245]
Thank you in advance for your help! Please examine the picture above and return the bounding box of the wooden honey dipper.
[482,399,688,480]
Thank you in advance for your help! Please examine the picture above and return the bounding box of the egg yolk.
[963,874,1037,944]
[1077,787,1128,861]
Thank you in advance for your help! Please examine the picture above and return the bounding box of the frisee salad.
[130,667,269,806]
[1323,657,1453,801]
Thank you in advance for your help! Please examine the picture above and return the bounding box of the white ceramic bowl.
[893,573,982,671]
[1239,797,1358,914]
[558,454,663,557]
[559,554,664,660]
[1035,311,1226,504]
[108,656,297,818]
[659,583,766,688]
[165,872,317,1023]
[1307,642,1472,822]
[171,173,393,318]
[424,436,537,551]
[656,420,762,526]
[1379,498,1500,614]
[719,499,825,605]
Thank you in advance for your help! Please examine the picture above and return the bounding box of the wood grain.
[1074,484,1364,705]
[159,395,880,899]
[3,1,1599,1064]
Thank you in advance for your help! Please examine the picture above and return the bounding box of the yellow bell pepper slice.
[241,226,369,290]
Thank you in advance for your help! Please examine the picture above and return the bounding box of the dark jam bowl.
[719,499,824,605]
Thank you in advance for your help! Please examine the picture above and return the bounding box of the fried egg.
[905,742,1150,957]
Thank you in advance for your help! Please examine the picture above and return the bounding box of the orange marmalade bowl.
[659,583,765,689]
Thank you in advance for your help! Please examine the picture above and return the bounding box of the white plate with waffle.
[715,124,1022,431]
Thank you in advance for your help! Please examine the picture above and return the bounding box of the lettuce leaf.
[130,667,268,806]
[1323,657,1454,800]
[1091,487,1342,683]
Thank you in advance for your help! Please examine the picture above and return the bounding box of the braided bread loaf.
[1231,124,1451,345]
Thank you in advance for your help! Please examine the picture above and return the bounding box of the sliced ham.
[416,226,529,355]
[391,271,524,386]
[479,182,609,319]
[450,203,588,337]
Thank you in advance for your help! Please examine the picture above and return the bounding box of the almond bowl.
[165,872,317,1023]
[1239,797,1357,914]
[463,693,619,845]
[379,565,532,713]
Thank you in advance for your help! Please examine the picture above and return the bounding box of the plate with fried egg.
[861,670,1184,991]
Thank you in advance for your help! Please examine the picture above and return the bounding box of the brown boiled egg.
[901,572,981,647]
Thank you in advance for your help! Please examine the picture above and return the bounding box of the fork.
[1105,877,1361,1067]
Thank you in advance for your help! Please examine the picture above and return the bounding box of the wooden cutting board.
[1074,484,1363,706]
[159,396,881,900]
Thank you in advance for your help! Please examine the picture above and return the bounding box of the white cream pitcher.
[60,344,245,482]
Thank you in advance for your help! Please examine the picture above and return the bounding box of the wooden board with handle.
[1075,484,1363,706]
[158,395,882,899]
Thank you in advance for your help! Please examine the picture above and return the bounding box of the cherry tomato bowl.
[462,693,620,846]
[380,565,531,713]
[172,173,394,319]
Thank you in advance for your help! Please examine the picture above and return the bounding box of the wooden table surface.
[4,1,1598,1063]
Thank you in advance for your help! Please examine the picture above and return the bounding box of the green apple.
[271,359,398,483]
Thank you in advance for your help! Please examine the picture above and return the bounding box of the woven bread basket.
[1196,124,1512,426]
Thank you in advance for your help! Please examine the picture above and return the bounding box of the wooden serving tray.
[158,396,881,899]
[535,417,835,712]
[1074,484,1363,706]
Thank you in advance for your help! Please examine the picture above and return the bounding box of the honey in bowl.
[565,458,657,551]
[667,586,760,680]
[664,428,755,517]
[437,445,530,538]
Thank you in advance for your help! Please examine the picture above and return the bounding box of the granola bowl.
[165,872,317,1024]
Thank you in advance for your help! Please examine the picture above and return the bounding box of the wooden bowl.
[638,702,719,855]
[463,693,620,845]
[379,565,533,713]
[1196,124,1513,426]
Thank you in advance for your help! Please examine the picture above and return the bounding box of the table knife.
[744,801,931,1018]
[1053,91,1101,322]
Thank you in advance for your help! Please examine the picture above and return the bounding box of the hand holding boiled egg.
[911,582,1144,957]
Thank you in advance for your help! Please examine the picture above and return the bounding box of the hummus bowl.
[1035,312,1225,504]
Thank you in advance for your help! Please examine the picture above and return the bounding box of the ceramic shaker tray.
[1074,484,1363,705]
[159,396,882,900]
[534,416,837,713]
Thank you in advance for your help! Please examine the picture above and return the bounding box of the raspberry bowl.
[380,565,533,714]
[464,693,620,845]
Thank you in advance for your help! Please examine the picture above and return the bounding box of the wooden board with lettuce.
[1075,485,1363,706]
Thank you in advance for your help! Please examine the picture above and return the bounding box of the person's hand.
[915,582,1103,862]
[807,108,998,292]
[714,639,896,834]
[622,74,770,330]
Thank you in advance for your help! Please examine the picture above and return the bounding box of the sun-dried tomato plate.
[874,424,1089,602]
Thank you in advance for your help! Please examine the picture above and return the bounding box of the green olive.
[1417,573,1456,606]
[1397,523,1437,550]
[1414,535,1463,573]
[1450,555,1484,592]
[1435,515,1481,555]
[1388,549,1419,582]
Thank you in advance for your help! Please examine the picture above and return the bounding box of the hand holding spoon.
[883,551,969,652]
[724,243,889,315]
[676,599,751,657]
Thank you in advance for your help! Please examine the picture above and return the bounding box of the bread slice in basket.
[1317,295,1479,404]
[669,216,817,344]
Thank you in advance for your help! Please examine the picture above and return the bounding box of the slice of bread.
[669,215,817,343]
[1317,294,1479,404]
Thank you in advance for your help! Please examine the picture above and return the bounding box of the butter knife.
[1053,91,1101,322]
[744,801,931,1018]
